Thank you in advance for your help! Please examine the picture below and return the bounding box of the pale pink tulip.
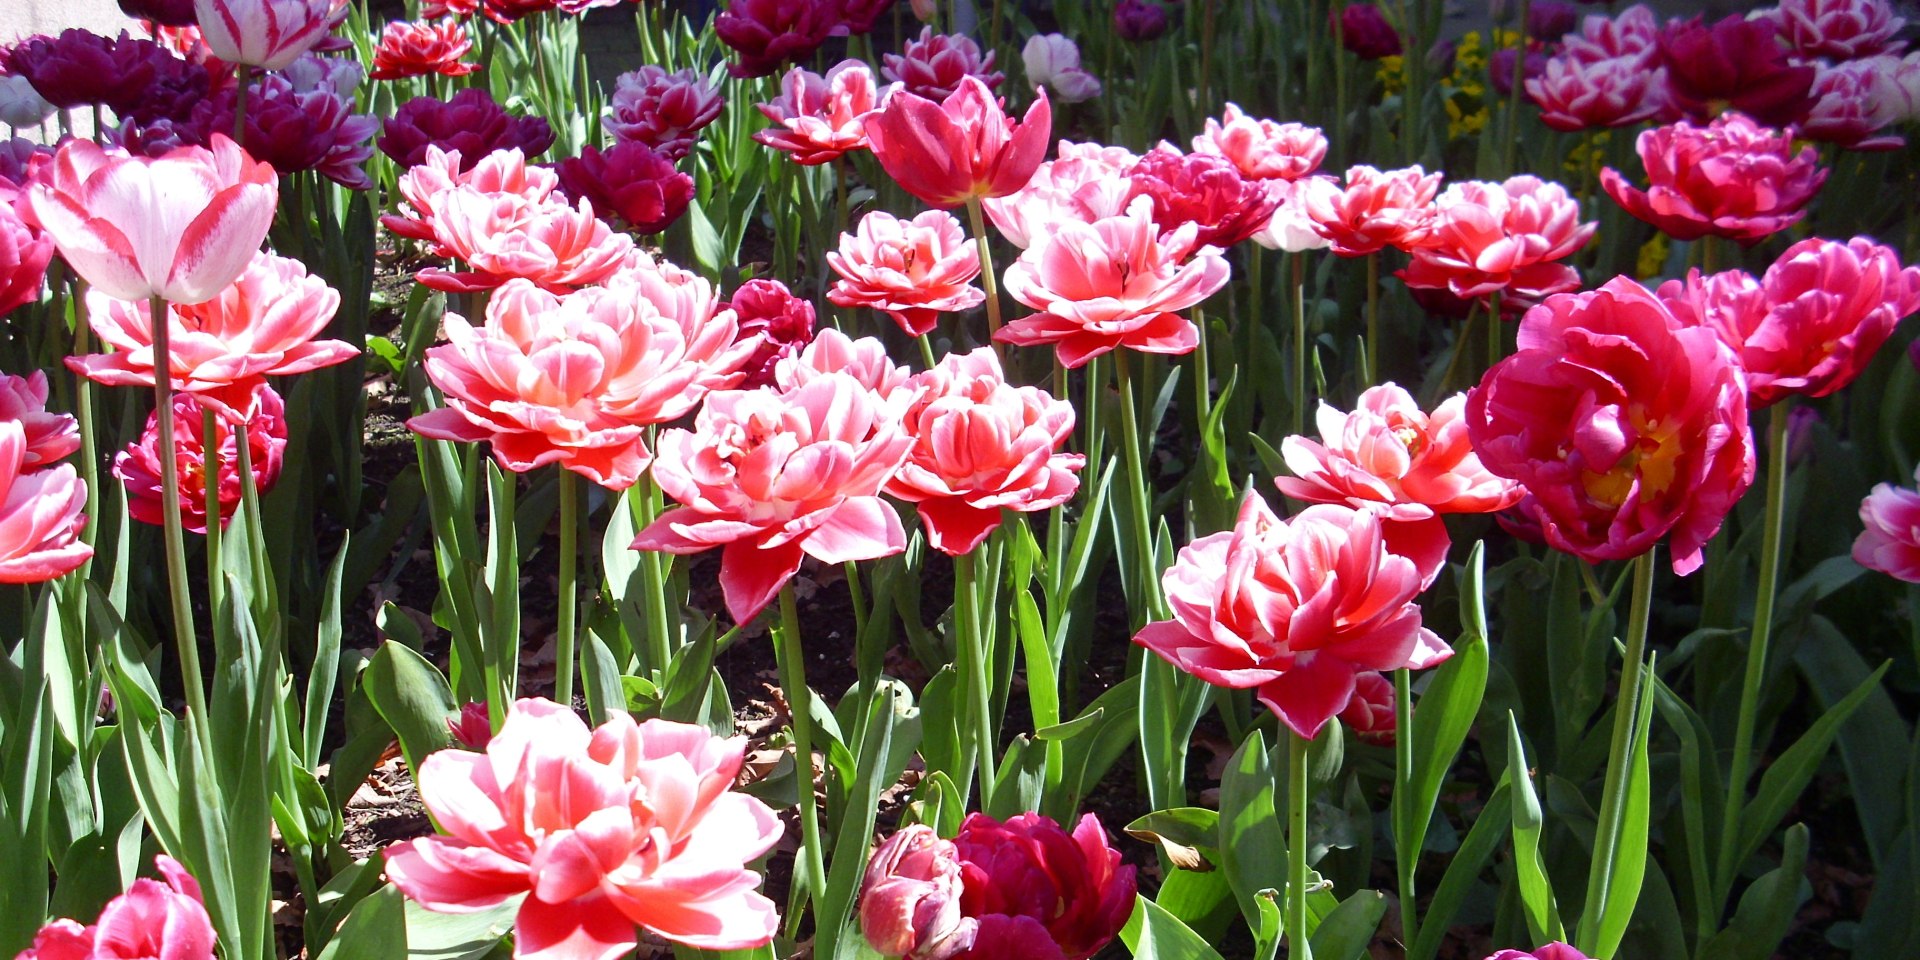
[1021,34,1102,104]
[1801,58,1908,151]
[193,0,344,71]
[605,65,726,161]
[886,348,1084,555]
[753,60,882,165]
[0,370,80,470]
[826,210,984,337]
[1526,52,1672,132]
[1855,465,1920,583]
[384,698,782,960]
[631,374,912,624]
[1276,385,1522,520]
[416,187,634,293]
[1304,164,1443,257]
[381,145,560,248]
[981,140,1136,249]
[24,135,277,304]
[1191,104,1327,182]
[1252,177,1337,253]
[882,27,1003,101]
[1561,4,1662,63]
[774,327,912,397]
[1772,0,1905,60]
[0,420,90,583]
[409,268,756,490]
[1397,175,1594,306]
[996,196,1230,368]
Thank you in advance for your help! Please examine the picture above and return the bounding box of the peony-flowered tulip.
[754,60,882,164]
[0,183,52,318]
[861,813,1136,960]
[1252,177,1337,253]
[193,0,343,71]
[715,0,843,79]
[997,196,1231,368]
[1526,47,1672,132]
[862,75,1051,209]
[18,856,213,960]
[195,54,379,189]
[3,29,178,114]
[1398,175,1594,307]
[1800,58,1907,151]
[410,268,753,490]
[981,140,1137,249]
[842,0,896,33]
[1135,492,1451,739]
[886,348,1084,555]
[605,65,726,162]
[630,373,912,624]
[725,278,815,389]
[1656,15,1815,127]
[0,73,56,129]
[73,250,354,417]
[1467,276,1755,576]
[1562,3,1662,61]
[1123,148,1285,249]
[0,371,80,470]
[1021,34,1101,104]
[115,384,285,533]
[412,187,634,293]
[1854,466,1920,583]
[883,27,1004,101]
[775,327,911,396]
[382,145,559,246]
[1600,113,1826,245]
[1191,104,1327,182]
[1276,384,1523,520]
[384,698,782,959]
[380,88,555,170]
[369,18,478,80]
[826,209,984,337]
[554,142,695,234]
[1340,671,1397,744]
[479,0,558,22]
[1336,3,1402,60]
[1304,164,1443,257]
[0,420,90,583]
[1113,0,1168,42]
[1485,944,1591,960]
[1772,0,1905,61]
[25,134,276,305]
[1661,237,1920,407]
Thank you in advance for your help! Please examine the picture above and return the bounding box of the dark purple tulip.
[379,87,555,170]
[554,141,695,234]
[1489,47,1547,97]
[1657,15,1815,128]
[1335,3,1402,60]
[4,29,178,113]
[1425,38,1457,75]
[725,279,816,388]
[715,0,846,79]
[1114,0,1170,42]
[840,0,896,34]
[117,0,197,27]
[1527,0,1579,42]
[195,56,378,189]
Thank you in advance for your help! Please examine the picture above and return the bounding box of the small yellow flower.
[1446,100,1490,140]
[1563,130,1613,179]
[1637,234,1670,280]
[1376,54,1409,96]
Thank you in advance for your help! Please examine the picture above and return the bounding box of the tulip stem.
[1292,253,1309,437]
[774,583,828,928]
[1577,549,1656,953]
[957,549,997,810]
[232,65,249,146]
[1714,401,1792,919]
[1288,730,1315,960]
[1112,350,1162,623]
[64,271,101,555]
[1502,0,1528,176]
[1486,291,1502,368]
[963,198,1004,351]
[203,407,223,618]
[554,468,578,707]
[149,296,209,733]
[1393,666,1419,950]
[633,473,674,679]
[1364,251,1380,387]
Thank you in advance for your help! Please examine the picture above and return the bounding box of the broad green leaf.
[362,642,456,777]
[1410,785,1511,960]
[1697,824,1809,960]
[1219,731,1285,934]
[1591,656,1658,959]
[1308,890,1390,960]
[1153,866,1238,941]
[1125,807,1221,873]
[1735,660,1889,872]
[403,897,516,960]
[1507,713,1563,944]
[314,885,406,960]
[1120,895,1229,960]
[1402,633,1488,868]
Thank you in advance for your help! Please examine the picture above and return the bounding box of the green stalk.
[1578,551,1656,950]
[1365,251,1381,385]
[633,472,674,678]
[1292,253,1309,436]
[202,406,223,619]
[1332,0,1349,160]
[774,584,828,928]
[964,197,1004,352]
[1502,0,1529,176]
[1113,350,1162,623]
[957,550,997,809]
[149,296,209,733]
[65,273,100,553]
[231,65,250,145]
[1288,730,1316,960]
[1713,402,1792,914]
[554,468,579,705]
[1393,667,1419,949]
[1487,291,1503,368]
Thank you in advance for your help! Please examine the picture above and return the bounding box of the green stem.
[1578,550,1657,951]
[150,296,209,733]
[1486,291,1503,369]
[1293,253,1309,437]
[1365,251,1380,386]
[554,468,579,706]
[1393,666,1419,950]
[919,333,939,371]
[1502,0,1529,175]
[964,197,1004,353]
[202,406,222,618]
[774,584,828,929]
[957,550,997,809]
[1332,0,1349,161]
[1113,351,1162,623]
[1713,402,1791,914]
[66,273,100,554]
[1288,730,1316,960]
[231,65,249,145]
[634,473,673,678]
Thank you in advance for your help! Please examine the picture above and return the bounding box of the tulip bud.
[860,825,976,960]
[448,702,493,749]
[1114,0,1169,42]
[1339,671,1397,744]
[910,0,936,22]
[1335,3,1402,60]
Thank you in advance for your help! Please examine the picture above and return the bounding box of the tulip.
[754,60,881,164]
[1799,58,1907,151]
[24,134,276,305]
[1656,15,1815,127]
[883,27,1004,101]
[1526,48,1672,132]
[420,0,480,16]
[631,373,913,624]
[1191,104,1326,182]
[1113,0,1168,42]
[1854,466,1920,583]
[1660,237,1920,407]
[0,184,52,318]
[19,856,213,960]
[73,250,354,417]
[1303,164,1442,257]
[1252,177,1337,253]
[4,29,181,115]
[1397,175,1594,306]
[479,0,559,22]
[1527,1,1579,41]
[447,701,492,749]
[412,187,634,293]
[384,698,783,957]
[0,420,90,584]
[193,0,342,71]
[1135,491,1450,739]
[554,142,695,234]
[1124,148,1284,249]
[997,196,1230,368]
[1276,384,1523,520]
[1021,34,1100,104]
[1562,3,1662,61]
[862,75,1051,208]
[1600,113,1827,245]
[196,54,379,189]
[410,269,754,490]
[0,73,56,129]
[715,0,843,79]
[115,383,285,533]
[981,140,1136,248]
[826,209,984,336]
[0,138,48,188]
[370,19,479,80]
[885,348,1084,555]
[1772,0,1904,60]
[605,65,726,161]
[121,0,200,27]
[1336,3,1402,60]
[774,327,912,397]
[1466,276,1755,576]
[1485,945,1591,960]
[1488,47,1546,98]
[861,824,976,959]
[1340,671,1397,744]
[841,0,895,32]
[0,371,81,469]
[725,278,815,389]
[382,145,561,247]
[379,88,555,170]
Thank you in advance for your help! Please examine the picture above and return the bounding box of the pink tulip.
[24,134,276,304]
[384,698,782,960]
[0,370,81,469]
[1123,148,1285,249]
[1562,4,1662,62]
[19,856,214,960]
[605,66,726,162]
[382,145,559,247]
[193,0,342,71]
[414,187,634,294]
[1526,50,1672,132]
[886,348,1084,555]
[883,27,1004,101]
[997,196,1231,368]
[1800,58,1907,151]
[981,140,1136,249]
[860,824,975,960]
[448,701,492,749]
[1191,104,1327,182]
[72,250,354,418]
[1772,0,1904,60]
[369,19,478,80]
[1276,384,1523,520]
[1134,492,1451,739]
[774,327,912,397]
[0,182,53,318]
[1021,34,1101,104]
[114,383,285,534]
[1661,237,1920,407]
[725,278,815,388]
[1339,671,1397,744]
[1855,466,1920,583]
[862,75,1051,209]
[1485,945,1591,960]
[0,420,90,583]
[1600,113,1827,245]
[1397,175,1594,307]
[753,60,881,165]
[409,268,755,490]
[1252,177,1337,253]
[826,209,984,337]
[631,373,912,624]
[1467,276,1755,576]
[1304,164,1443,257]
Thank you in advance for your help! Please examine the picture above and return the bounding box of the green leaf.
[1153,866,1238,940]
[1119,895,1230,960]
[1410,785,1512,960]
[1697,824,1809,960]
[1125,808,1221,873]
[1592,655,1658,960]
[1401,633,1488,866]
[403,897,517,960]
[1735,659,1890,872]
[1219,731,1285,934]
[362,642,456,777]
[1052,675,1140,822]
[1507,713,1563,944]
[1308,890,1390,960]
[314,885,406,960]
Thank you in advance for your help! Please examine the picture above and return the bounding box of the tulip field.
[4,0,1920,958]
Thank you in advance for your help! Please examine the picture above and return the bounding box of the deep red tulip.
[1527,0,1579,42]
[120,0,200,27]
[716,0,845,79]
[1113,0,1168,42]
[554,141,695,234]
[193,55,377,189]
[1657,15,1815,127]
[370,19,479,80]
[479,0,559,23]
[1336,3,1402,60]
[4,29,179,113]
